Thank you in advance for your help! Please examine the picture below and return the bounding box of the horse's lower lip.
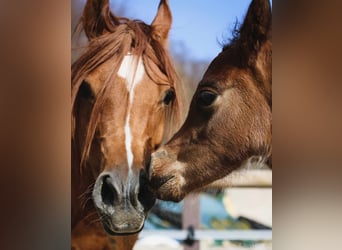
[102,221,143,235]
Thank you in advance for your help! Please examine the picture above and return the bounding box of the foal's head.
[72,0,181,234]
[149,0,272,202]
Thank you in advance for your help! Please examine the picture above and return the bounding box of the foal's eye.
[198,90,218,106]
[163,89,175,105]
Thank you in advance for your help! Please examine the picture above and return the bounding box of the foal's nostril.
[153,149,168,159]
[101,175,116,206]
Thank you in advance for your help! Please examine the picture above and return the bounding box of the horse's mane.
[71,17,183,169]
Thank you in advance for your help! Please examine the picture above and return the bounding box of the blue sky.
[110,0,256,61]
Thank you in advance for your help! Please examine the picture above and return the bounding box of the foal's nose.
[149,148,175,176]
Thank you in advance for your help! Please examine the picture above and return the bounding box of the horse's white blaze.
[124,115,134,173]
[118,55,145,174]
[118,54,144,94]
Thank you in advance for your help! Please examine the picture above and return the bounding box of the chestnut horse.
[149,0,272,202]
[71,0,183,249]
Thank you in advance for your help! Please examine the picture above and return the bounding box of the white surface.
[223,188,272,227]
[134,235,182,250]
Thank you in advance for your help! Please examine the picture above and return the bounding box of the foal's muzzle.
[148,148,187,202]
[92,170,155,235]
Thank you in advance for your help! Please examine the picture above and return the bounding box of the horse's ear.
[239,0,272,53]
[82,0,119,40]
[151,0,172,46]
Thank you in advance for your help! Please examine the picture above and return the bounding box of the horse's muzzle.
[92,170,155,234]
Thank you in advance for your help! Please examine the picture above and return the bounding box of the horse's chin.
[102,219,144,236]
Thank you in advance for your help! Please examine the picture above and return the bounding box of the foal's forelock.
[71,20,181,171]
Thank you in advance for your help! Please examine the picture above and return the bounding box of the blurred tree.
[170,40,210,104]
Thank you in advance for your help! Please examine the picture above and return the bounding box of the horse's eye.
[79,81,95,100]
[163,89,175,105]
[198,90,218,106]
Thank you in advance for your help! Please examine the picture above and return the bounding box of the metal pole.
[183,194,200,250]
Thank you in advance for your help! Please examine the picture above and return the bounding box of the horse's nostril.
[101,175,116,206]
[145,157,152,175]
[138,170,156,210]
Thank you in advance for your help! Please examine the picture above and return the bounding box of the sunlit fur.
[71,0,184,249]
[149,0,272,202]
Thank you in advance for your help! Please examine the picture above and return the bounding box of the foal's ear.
[82,0,119,40]
[239,0,272,52]
[151,0,172,46]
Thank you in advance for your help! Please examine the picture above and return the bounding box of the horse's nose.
[92,171,148,234]
[93,170,155,211]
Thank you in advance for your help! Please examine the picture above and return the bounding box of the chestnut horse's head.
[72,0,182,235]
[149,0,272,202]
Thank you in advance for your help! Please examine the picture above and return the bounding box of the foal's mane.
[71,16,183,169]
